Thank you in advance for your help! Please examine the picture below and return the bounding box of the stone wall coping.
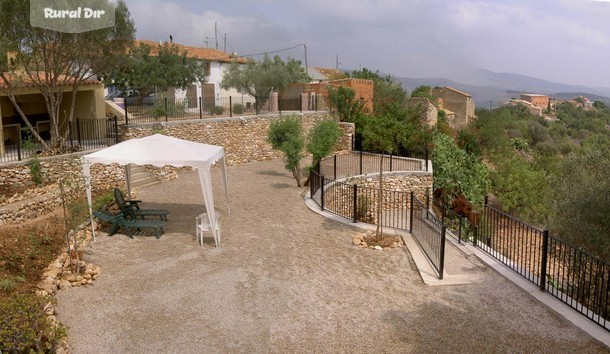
[124,111,329,129]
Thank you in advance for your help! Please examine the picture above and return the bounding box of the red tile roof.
[136,40,249,64]
[0,72,99,90]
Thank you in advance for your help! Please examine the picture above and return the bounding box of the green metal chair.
[93,210,167,239]
[113,188,169,220]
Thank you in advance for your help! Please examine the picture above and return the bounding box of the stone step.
[128,165,158,189]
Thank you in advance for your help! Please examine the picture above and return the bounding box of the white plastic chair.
[196,211,221,247]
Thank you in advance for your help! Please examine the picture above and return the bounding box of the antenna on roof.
[169,35,173,43]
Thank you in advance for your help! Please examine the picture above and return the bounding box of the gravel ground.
[56,159,609,353]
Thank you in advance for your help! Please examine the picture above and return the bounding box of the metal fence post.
[333,155,337,180]
[458,217,463,244]
[425,148,429,171]
[309,168,314,198]
[199,97,203,119]
[113,116,119,144]
[320,175,325,211]
[425,188,430,211]
[439,226,447,280]
[540,230,549,291]
[353,185,358,223]
[76,118,82,145]
[409,192,414,232]
[17,135,22,161]
[299,95,302,113]
[389,154,393,172]
[164,97,168,122]
[230,96,233,117]
[359,150,363,175]
[124,98,128,125]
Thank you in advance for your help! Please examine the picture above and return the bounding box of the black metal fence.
[1,117,119,164]
[473,198,610,330]
[309,151,445,278]
[411,195,446,279]
[123,95,323,125]
[319,150,428,180]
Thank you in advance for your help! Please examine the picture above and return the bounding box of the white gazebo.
[81,134,228,244]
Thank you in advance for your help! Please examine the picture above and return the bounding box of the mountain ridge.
[395,69,610,107]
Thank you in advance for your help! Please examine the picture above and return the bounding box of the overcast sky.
[123,0,610,88]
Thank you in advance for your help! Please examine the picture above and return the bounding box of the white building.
[136,40,255,111]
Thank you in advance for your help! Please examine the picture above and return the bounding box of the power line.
[240,45,302,57]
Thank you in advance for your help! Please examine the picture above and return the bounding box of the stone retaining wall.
[122,113,353,166]
[323,171,433,225]
[0,113,352,225]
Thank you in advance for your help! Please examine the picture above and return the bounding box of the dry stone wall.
[0,113,353,225]
[122,113,354,166]
[323,172,433,226]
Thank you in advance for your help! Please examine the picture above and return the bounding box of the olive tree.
[268,116,305,187]
[0,0,135,150]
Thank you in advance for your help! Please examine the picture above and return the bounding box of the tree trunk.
[6,94,48,149]
[292,166,302,187]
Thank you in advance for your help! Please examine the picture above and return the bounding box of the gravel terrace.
[56,158,608,353]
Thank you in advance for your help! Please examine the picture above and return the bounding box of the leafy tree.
[307,120,341,167]
[101,41,207,102]
[593,100,607,109]
[361,114,410,238]
[490,154,552,224]
[432,134,490,207]
[268,116,305,187]
[222,55,307,113]
[550,144,610,261]
[411,85,438,106]
[0,0,135,149]
[350,68,409,116]
[326,85,366,122]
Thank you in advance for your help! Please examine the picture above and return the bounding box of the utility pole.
[214,22,218,50]
[335,54,344,70]
[224,34,227,52]
[489,100,492,110]
[297,43,308,78]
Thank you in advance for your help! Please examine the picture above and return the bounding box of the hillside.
[397,69,610,107]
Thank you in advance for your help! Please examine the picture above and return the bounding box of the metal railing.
[473,197,610,330]
[411,194,446,278]
[546,236,610,329]
[476,202,546,286]
[309,151,445,278]
[1,116,119,164]
[123,95,324,125]
[319,150,428,180]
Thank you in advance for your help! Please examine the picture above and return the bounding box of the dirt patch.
[0,209,66,299]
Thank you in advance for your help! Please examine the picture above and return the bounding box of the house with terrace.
[133,40,255,113]
[0,72,106,158]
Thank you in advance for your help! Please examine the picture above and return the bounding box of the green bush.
[232,103,245,114]
[93,191,115,211]
[209,106,224,115]
[0,294,66,353]
[152,97,187,118]
[29,155,43,186]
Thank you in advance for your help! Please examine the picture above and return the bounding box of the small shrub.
[0,294,67,352]
[29,155,43,186]
[0,278,16,291]
[232,103,245,114]
[93,191,115,211]
[209,106,224,115]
